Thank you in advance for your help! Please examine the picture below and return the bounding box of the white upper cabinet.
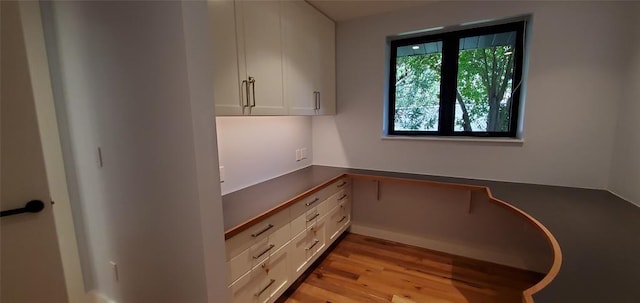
[209,0,244,115]
[210,0,286,116]
[236,0,287,115]
[283,0,336,115]
[210,0,335,116]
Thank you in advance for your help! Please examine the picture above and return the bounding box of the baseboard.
[350,223,546,274]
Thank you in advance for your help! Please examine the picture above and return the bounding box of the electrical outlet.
[301,147,307,160]
[295,149,301,161]
[110,261,119,281]
[219,166,225,183]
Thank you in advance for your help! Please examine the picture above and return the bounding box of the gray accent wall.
[610,3,640,206]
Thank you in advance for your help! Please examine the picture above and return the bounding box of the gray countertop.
[221,165,640,303]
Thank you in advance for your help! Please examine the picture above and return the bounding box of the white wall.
[313,1,629,190]
[41,1,227,302]
[610,3,640,206]
[216,116,312,194]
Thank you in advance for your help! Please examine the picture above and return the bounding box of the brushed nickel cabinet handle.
[306,213,320,222]
[251,224,274,238]
[305,198,319,207]
[306,239,320,251]
[313,91,320,110]
[249,77,256,108]
[252,244,275,259]
[254,279,275,297]
[241,80,249,108]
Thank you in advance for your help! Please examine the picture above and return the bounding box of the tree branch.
[456,90,472,132]
[497,53,514,99]
[480,50,491,91]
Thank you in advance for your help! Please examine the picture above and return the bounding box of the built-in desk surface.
[221,165,640,303]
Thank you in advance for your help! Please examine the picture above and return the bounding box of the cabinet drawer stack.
[225,177,352,303]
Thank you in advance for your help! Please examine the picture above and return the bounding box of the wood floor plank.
[280,233,544,303]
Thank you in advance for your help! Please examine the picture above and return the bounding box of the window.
[388,21,526,137]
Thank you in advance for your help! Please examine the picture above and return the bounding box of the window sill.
[381,135,524,144]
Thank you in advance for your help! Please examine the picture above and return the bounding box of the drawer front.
[327,177,350,195]
[341,198,352,228]
[226,209,290,261]
[290,221,325,276]
[327,199,351,243]
[290,205,324,237]
[227,223,290,285]
[326,204,344,243]
[230,244,290,303]
[289,177,351,220]
[318,189,347,219]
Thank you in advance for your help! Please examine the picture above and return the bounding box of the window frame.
[387,20,526,138]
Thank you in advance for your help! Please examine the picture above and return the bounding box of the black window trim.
[387,20,526,138]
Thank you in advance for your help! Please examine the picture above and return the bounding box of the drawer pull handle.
[337,181,347,188]
[253,244,275,260]
[337,215,347,223]
[306,239,320,251]
[305,198,319,207]
[254,279,276,297]
[251,224,274,238]
[338,194,347,201]
[306,213,320,222]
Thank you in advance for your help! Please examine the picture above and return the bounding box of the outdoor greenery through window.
[388,21,526,137]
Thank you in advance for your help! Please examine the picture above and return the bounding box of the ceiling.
[306,0,434,22]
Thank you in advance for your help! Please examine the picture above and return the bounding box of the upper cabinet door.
[315,9,336,115]
[210,0,246,116]
[283,0,336,115]
[237,0,287,115]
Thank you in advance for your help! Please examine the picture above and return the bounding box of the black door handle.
[0,200,45,217]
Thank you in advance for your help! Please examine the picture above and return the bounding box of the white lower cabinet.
[225,177,351,302]
[327,197,351,242]
[227,222,291,285]
[290,218,327,276]
[230,244,291,303]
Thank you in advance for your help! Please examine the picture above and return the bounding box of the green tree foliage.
[395,53,442,130]
[395,45,515,132]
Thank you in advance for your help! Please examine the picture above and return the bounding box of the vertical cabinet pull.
[242,80,250,109]
[249,77,256,108]
[313,91,321,110]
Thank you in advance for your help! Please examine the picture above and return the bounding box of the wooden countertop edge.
[223,170,562,303]
[223,174,346,239]
[484,187,562,303]
[346,173,562,303]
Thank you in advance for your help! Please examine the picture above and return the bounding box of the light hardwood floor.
[279,233,544,303]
